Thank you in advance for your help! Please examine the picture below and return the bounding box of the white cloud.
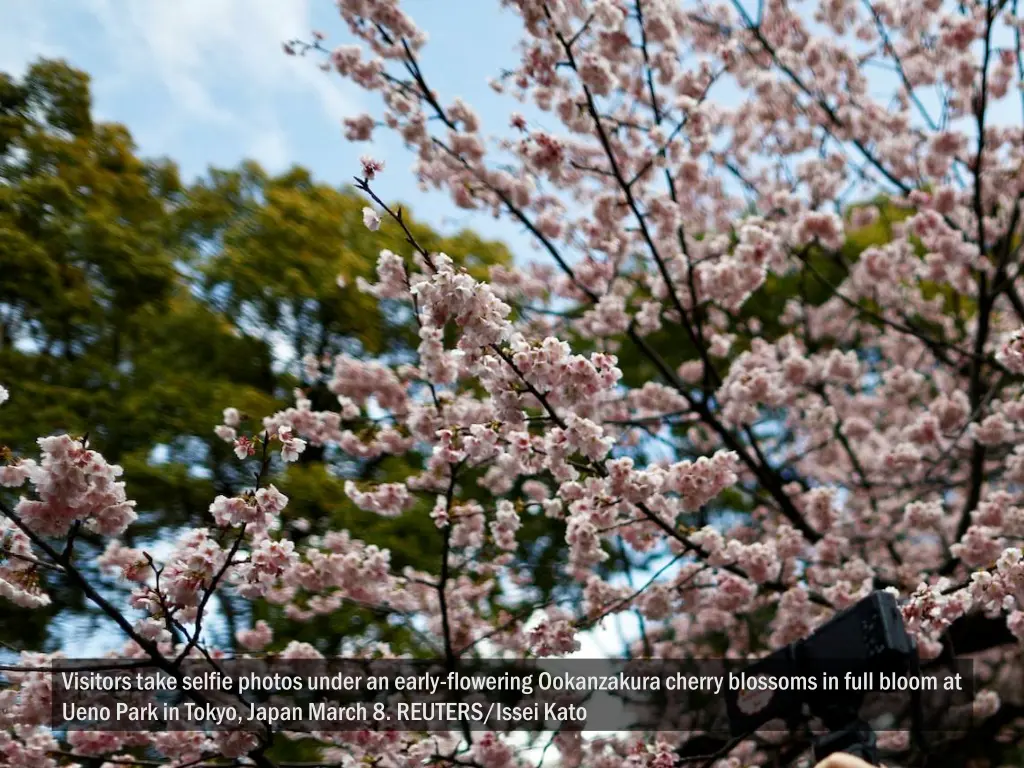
[248,125,292,173]
[0,0,360,172]
[0,2,64,74]
[79,0,358,125]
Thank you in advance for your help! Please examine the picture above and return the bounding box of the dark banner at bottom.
[43,657,976,734]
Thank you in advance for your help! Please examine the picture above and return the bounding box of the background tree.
[7,0,1024,764]
[0,58,515,655]
[179,160,533,655]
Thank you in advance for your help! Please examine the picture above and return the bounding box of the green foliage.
[0,59,926,662]
[0,59,513,654]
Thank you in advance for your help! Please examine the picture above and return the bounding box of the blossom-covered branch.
[6,0,1024,766]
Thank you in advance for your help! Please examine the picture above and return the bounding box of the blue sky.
[0,0,535,249]
[0,1,641,658]
[3,1,1018,258]
[5,1,996,250]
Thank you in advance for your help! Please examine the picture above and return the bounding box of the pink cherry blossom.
[359,155,384,179]
[277,425,307,462]
[237,619,274,650]
[5,1,1024,764]
[14,436,137,537]
[361,205,381,231]
[344,480,413,517]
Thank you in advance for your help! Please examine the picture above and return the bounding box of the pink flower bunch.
[232,537,298,599]
[14,436,137,537]
[209,484,288,532]
[409,253,513,351]
[344,480,413,517]
[236,618,274,650]
[7,0,1024,762]
[130,529,226,620]
[0,519,50,608]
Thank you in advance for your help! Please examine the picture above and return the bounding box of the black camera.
[725,591,917,764]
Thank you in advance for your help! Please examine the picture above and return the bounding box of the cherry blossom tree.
[5,0,1024,765]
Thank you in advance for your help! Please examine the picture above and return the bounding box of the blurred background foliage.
[0,58,517,655]
[0,58,916,666]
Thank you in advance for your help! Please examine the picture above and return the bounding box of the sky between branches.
[6,0,1024,663]
[6,0,1020,252]
[0,0,537,253]
[0,0,652,661]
